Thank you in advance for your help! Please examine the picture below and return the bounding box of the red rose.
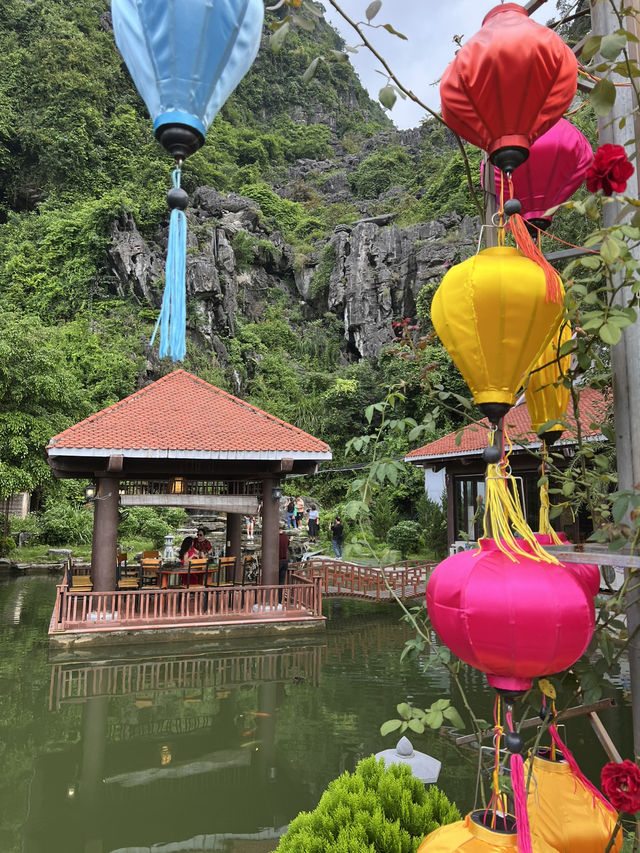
[586,144,635,196]
[601,760,640,813]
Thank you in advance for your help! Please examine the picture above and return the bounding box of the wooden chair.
[216,556,237,587]
[142,550,160,559]
[116,552,140,590]
[141,557,161,587]
[185,557,209,589]
[70,571,93,592]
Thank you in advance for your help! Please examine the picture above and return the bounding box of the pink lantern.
[426,539,596,693]
[532,533,600,598]
[493,119,593,230]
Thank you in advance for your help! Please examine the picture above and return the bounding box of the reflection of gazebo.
[46,370,332,590]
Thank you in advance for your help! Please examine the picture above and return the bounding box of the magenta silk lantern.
[532,533,601,598]
[426,539,596,693]
[493,119,593,229]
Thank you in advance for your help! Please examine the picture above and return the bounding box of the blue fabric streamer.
[150,170,187,361]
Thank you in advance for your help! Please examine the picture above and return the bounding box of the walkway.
[292,558,433,601]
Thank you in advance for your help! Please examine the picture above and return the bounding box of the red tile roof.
[48,370,332,459]
[405,387,608,462]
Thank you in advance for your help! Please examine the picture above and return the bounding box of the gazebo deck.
[49,574,325,647]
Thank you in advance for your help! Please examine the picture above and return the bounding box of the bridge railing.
[290,558,434,600]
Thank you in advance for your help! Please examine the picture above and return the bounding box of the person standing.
[330,516,344,558]
[278,523,290,591]
[285,497,296,529]
[295,496,306,529]
[307,504,319,544]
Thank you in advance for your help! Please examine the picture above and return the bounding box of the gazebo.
[47,370,332,591]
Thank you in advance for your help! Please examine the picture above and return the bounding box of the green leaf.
[379,85,397,110]
[407,718,425,733]
[599,322,622,346]
[600,33,627,61]
[380,718,403,736]
[600,236,621,265]
[581,35,602,62]
[303,1,323,16]
[291,14,316,32]
[425,710,443,729]
[269,20,290,52]
[442,706,465,729]
[382,23,407,40]
[396,702,412,718]
[432,698,451,711]
[302,56,321,83]
[366,0,382,21]
[329,50,349,62]
[365,404,375,424]
[590,77,617,117]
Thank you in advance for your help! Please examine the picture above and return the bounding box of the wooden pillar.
[226,512,242,582]
[90,477,119,592]
[261,476,279,586]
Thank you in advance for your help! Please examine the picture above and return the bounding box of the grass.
[9,538,157,563]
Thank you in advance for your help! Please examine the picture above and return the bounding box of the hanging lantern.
[526,748,621,853]
[525,323,572,442]
[111,0,264,159]
[493,120,593,232]
[532,534,600,598]
[417,811,558,852]
[111,0,264,361]
[431,247,564,424]
[426,539,596,694]
[440,4,577,174]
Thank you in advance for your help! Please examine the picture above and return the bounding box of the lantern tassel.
[506,711,534,853]
[538,449,564,544]
[483,431,559,563]
[150,169,187,362]
[508,213,563,305]
[548,724,617,813]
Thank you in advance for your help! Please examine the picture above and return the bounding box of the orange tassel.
[508,213,563,305]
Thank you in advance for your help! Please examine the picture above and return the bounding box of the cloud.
[321,0,562,129]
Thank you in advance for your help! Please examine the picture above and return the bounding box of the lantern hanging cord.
[485,695,509,831]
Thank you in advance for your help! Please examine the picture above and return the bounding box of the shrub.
[39,501,93,546]
[418,493,448,560]
[387,520,422,559]
[275,756,460,852]
[118,507,171,546]
[8,513,40,535]
[370,491,400,542]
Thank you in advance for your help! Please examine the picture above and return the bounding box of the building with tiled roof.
[405,387,608,547]
[47,370,332,590]
[48,369,331,463]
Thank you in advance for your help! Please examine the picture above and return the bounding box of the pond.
[0,574,633,853]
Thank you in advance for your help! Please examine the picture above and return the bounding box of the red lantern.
[493,119,593,231]
[426,539,596,693]
[440,4,577,173]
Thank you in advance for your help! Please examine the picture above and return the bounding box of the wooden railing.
[50,573,322,635]
[291,558,433,601]
[49,644,325,709]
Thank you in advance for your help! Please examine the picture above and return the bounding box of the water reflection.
[0,579,633,853]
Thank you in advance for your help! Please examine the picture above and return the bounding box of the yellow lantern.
[525,752,622,853]
[525,322,572,440]
[431,247,563,424]
[417,811,559,852]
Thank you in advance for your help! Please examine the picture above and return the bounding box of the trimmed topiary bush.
[275,756,460,852]
[387,520,423,559]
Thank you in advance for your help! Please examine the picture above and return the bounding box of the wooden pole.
[590,0,640,761]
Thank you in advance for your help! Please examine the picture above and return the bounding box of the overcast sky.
[321,1,563,129]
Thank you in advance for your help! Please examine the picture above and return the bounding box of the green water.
[0,575,633,853]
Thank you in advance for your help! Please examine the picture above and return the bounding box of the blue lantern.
[111,0,264,360]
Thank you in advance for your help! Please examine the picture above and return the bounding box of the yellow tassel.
[538,447,564,544]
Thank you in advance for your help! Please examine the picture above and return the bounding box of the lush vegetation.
[275,755,460,853]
